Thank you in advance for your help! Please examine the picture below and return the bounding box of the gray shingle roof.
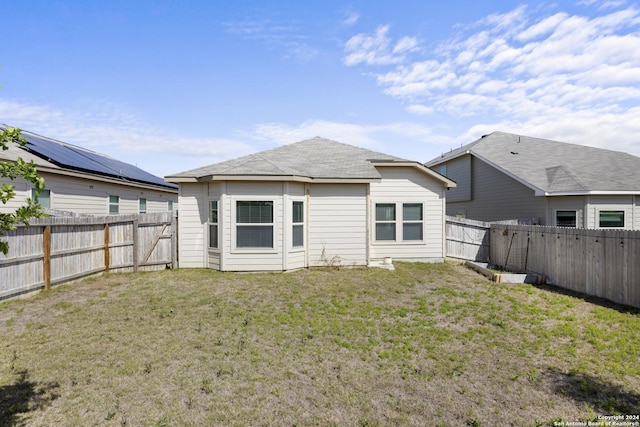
[426,131,640,194]
[167,137,410,180]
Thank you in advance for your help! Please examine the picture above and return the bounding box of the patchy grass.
[0,262,638,426]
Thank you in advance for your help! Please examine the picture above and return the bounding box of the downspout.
[305,184,310,268]
[283,182,289,271]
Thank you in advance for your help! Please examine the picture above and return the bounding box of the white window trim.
[555,209,577,228]
[208,199,220,252]
[108,195,119,215]
[373,201,426,245]
[231,198,278,254]
[290,199,305,252]
[597,209,626,229]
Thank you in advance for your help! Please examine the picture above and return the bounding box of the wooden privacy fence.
[490,224,640,308]
[0,212,176,300]
[445,216,491,262]
[445,216,540,262]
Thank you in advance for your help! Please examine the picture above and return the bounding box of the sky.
[1,0,639,178]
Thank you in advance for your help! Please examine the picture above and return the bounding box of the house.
[165,137,456,271]
[425,131,640,229]
[0,125,178,215]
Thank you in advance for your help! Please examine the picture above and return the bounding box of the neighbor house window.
[168,200,173,211]
[209,201,218,249]
[403,203,423,240]
[599,210,624,228]
[375,203,396,241]
[236,201,274,248]
[556,210,577,227]
[32,188,50,209]
[292,201,304,247]
[109,195,119,214]
[439,165,447,176]
[139,198,147,214]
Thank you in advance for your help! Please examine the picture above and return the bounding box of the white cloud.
[343,25,418,66]
[343,3,640,157]
[0,99,255,177]
[342,11,360,27]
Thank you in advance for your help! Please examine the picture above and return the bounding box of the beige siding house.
[166,138,456,271]
[426,132,640,229]
[1,126,178,215]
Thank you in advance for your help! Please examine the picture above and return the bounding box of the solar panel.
[6,126,176,189]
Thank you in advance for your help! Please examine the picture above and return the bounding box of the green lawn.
[1,262,638,426]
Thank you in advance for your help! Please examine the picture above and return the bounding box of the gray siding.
[443,155,471,202]
[585,195,635,230]
[447,157,546,223]
[0,172,177,215]
[546,196,586,227]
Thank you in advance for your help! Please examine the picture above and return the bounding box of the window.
[556,210,576,227]
[209,201,218,249]
[439,165,447,176]
[375,202,424,242]
[375,203,396,241]
[109,195,119,214]
[599,210,624,228]
[236,201,274,248]
[139,198,147,214]
[403,203,423,240]
[32,188,50,209]
[168,200,173,211]
[292,201,304,247]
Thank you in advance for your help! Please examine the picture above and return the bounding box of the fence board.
[490,224,640,308]
[0,212,175,301]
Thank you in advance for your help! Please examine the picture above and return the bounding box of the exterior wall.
[442,155,471,202]
[369,167,446,262]
[0,171,177,215]
[307,183,368,267]
[546,196,586,227]
[585,195,636,230]
[446,157,546,223]
[177,182,207,268]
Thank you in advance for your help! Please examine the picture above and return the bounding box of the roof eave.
[541,190,640,197]
[165,174,380,184]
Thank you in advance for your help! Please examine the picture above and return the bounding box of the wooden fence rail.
[0,212,176,301]
[490,224,640,308]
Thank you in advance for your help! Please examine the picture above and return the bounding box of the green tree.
[0,126,47,254]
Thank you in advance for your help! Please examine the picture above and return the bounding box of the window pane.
[168,200,173,211]
[237,225,274,248]
[292,224,304,247]
[237,201,273,223]
[109,196,119,214]
[376,204,395,221]
[556,210,576,227]
[403,223,423,240]
[139,198,147,213]
[403,203,423,221]
[292,201,304,223]
[34,189,51,209]
[209,224,218,248]
[599,211,624,227]
[209,201,218,223]
[376,223,396,241]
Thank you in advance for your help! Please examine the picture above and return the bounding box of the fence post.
[132,218,139,272]
[43,225,51,291]
[104,223,110,272]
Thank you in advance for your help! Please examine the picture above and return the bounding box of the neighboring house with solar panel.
[425,131,640,229]
[165,137,456,271]
[0,125,178,216]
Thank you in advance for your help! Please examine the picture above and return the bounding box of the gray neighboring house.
[166,137,456,272]
[425,131,640,229]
